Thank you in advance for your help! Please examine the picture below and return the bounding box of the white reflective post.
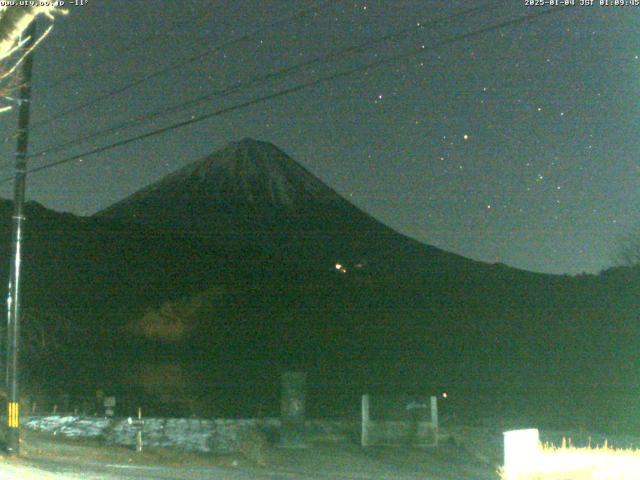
[361,394,370,447]
[503,428,540,477]
[430,396,438,446]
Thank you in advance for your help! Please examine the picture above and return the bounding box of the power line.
[28,2,498,162]
[15,6,572,180]
[28,0,335,131]
[2,6,573,184]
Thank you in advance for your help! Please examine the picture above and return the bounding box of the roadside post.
[279,372,307,448]
[128,407,144,452]
[104,396,116,417]
[503,428,540,478]
[431,395,438,447]
[361,394,370,447]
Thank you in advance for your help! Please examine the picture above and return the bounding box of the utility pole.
[6,19,37,456]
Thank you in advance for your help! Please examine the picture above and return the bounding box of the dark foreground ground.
[0,427,502,480]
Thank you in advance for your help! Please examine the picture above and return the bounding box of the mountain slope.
[95,138,495,279]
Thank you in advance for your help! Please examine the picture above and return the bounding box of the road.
[5,458,294,480]
[3,456,435,480]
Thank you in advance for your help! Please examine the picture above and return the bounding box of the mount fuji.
[96,138,479,278]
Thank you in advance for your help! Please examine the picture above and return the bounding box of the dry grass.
[500,438,640,480]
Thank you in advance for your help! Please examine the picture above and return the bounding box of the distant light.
[335,263,342,270]
[339,267,348,274]
[463,134,469,140]
[442,392,448,399]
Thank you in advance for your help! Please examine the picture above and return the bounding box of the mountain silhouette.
[96,138,483,278]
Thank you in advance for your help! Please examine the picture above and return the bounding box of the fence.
[20,392,156,418]
[19,386,367,419]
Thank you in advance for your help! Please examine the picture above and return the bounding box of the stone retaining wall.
[24,416,359,453]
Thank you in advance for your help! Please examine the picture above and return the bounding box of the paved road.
[4,455,456,480]
[6,457,406,480]
[6,458,296,480]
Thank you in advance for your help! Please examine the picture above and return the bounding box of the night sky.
[0,0,637,275]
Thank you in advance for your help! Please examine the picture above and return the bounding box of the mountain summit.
[97,138,346,228]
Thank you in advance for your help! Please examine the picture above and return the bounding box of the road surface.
[3,456,488,480]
